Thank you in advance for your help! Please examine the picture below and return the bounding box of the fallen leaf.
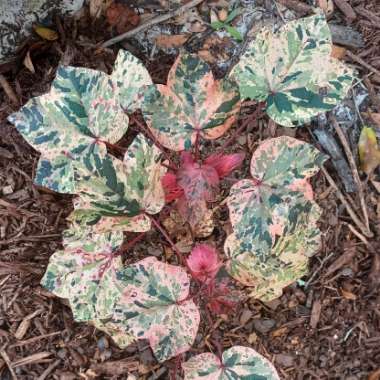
[106,3,140,34]
[23,51,35,73]
[34,26,59,41]
[368,368,380,380]
[155,34,190,48]
[358,126,380,175]
[331,45,346,60]
[341,288,357,300]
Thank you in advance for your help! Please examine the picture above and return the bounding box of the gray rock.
[275,354,294,368]
[0,0,83,63]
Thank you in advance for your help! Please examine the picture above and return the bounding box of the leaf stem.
[194,129,201,162]
[147,214,186,266]
[117,232,147,255]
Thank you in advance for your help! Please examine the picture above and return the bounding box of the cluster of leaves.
[8,12,354,378]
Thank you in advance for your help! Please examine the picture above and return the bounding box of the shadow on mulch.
[0,3,379,380]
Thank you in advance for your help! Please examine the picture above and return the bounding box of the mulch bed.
[0,1,379,379]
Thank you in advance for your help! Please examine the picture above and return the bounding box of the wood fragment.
[321,166,373,238]
[14,309,44,340]
[331,117,370,233]
[0,74,20,107]
[333,0,356,21]
[0,349,18,380]
[11,352,52,368]
[276,0,313,15]
[345,50,380,78]
[102,0,204,48]
[324,243,356,277]
[9,331,62,348]
[355,7,380,25]
[310,299,322,329]
[363,76,380,114]
[36,360,61,380]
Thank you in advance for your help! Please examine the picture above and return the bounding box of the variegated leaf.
[225,137,326,299]
[8,49,151,193]
[225,203,321,301]
[41,228,125,322]
[142,53,241,151]
[68,198,151,234]
[72,134,166,232]
[183,346,280,379]
[230,13,354,127]
[112,257,200,362]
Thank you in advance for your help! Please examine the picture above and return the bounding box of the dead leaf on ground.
[155,34,190,48]
[106,3,140,34]
[358,126,380,175]
[34,26,59,41]
[370,113,380,128]
[340,288,357,300]
[331,45,346,60]
[368,368,380,380]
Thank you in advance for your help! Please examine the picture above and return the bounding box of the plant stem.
[194,129,201,162]
[100,140,126,153]
[118,232,147,254]
[147,214,186,266]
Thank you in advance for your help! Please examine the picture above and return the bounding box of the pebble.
[253,319,276,334]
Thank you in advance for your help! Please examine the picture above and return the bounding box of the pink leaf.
[204,153,245,178]
[162,172,184,202]
[186,244,221,283]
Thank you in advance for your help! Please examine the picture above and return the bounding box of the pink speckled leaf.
[142,54,241,151]
[183,346,280,379]
[112,257,200,362]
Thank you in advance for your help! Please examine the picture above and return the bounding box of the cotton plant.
[8,11,354,378]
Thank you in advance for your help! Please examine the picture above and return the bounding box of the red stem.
[98,139,126,153]
[117,232,146,255]
[194,129,201,162]
[147,213,186,266]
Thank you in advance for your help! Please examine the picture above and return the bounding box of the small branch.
[363,76,380,113]
[333,0,357,22]
[102,0,205,48]
[330,116,370,233]
[0,348,18,380]
[345,50,380,78]
[0,74,20,107]
[321,166,373,238]
[147,214,186,266]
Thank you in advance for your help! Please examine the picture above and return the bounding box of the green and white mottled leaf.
[72,134,166,232]
[183,346,280,379]
[8,49,151,193]
[225,202,321,301]
[112,257,200,362]
[230,13,354,127]
[142,53,241,151]
[225,137,326,300]
[41,228,125,322]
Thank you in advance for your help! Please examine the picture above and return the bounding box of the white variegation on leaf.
[8,49,152,193]
[230,12,354,127]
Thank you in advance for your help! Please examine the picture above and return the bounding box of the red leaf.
[161,172,184,202]
[177,152,219,202]
[204,153,245,178]
[186,244,221,283]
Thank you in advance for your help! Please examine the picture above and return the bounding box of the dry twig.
[346,50,380,78]
[321,166,373,238]
[333,0,356,21]
[0,74,19,107]
[0,348,18,380]
[102,0,204,48]
[330,116,370,233]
